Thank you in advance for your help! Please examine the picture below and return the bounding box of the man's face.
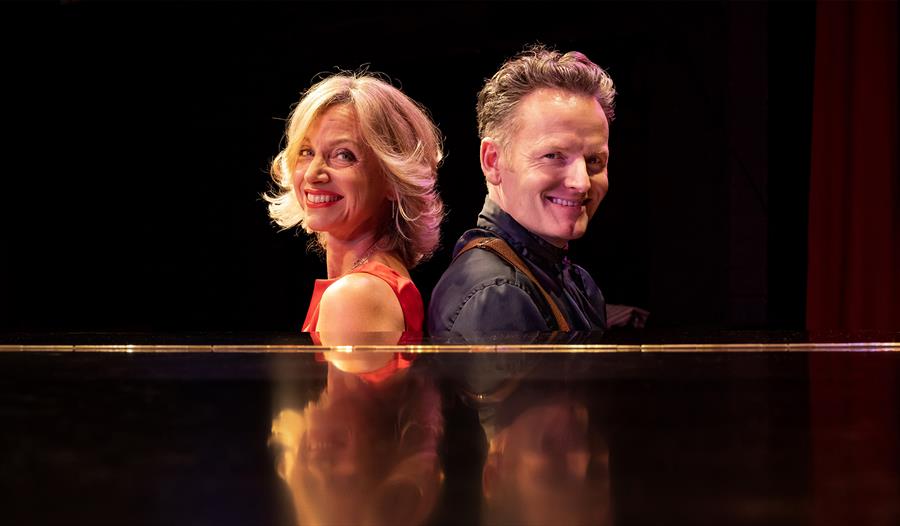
[486,88,610,247]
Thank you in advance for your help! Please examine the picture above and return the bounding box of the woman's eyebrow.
[323,136,362,149]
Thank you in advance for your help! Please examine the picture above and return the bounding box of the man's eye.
[543,152,562,160]
[587,156,607,170]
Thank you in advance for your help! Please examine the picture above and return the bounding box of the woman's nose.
[303,156,329,184]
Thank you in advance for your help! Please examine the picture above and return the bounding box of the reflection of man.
[482,394,612,526]
[429,45,615,335]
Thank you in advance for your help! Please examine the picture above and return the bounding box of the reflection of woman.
[271,363,444,526]
[265,72,443,339]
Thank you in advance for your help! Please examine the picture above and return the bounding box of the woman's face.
[292,104,390,241]
[289,395,385,525]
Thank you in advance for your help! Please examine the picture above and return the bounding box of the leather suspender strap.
[455,237,571,331]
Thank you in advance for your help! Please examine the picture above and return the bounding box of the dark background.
[1,1,815,333]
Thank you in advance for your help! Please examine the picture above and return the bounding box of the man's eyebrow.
[532,140,609,153]
[532,138,573,150]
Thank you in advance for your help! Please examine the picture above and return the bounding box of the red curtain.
[807,0,899,332]
[808,5,899,526]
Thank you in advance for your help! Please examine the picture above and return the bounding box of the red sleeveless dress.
[302,261,424,332]
[303,262,423,382]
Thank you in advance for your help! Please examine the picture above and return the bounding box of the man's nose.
[565,158,591,194]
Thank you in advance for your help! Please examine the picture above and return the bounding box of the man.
[428,45,615,336]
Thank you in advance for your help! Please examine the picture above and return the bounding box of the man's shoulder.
[428,238,549,334]
[436,237,526,293]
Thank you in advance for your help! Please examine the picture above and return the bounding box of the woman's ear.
[381,168,398,201]
[482,450,502,501]
[481,138,502,186]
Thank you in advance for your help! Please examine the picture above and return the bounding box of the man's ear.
[480,138,502,186]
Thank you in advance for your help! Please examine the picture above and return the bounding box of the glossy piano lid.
[1,333,899,526]
[1,329,898,352]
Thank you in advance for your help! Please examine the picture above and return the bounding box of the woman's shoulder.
[317,271,405,332]
[322,272,394,307]
[353,259,410,284]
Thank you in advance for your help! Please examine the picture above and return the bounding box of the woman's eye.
[333,149,357,163]
[298,147,314,158]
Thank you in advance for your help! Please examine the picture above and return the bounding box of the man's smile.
[546,195,588,207]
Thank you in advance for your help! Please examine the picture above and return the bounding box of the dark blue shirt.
[427,198,607,336]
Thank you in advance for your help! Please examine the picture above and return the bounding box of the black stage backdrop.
[1,1,814,332]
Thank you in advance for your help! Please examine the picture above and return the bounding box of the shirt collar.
[473,197,569,272]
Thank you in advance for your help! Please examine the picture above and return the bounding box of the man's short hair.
[476,44,616,145]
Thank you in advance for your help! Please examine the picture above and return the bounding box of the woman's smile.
[305,189,343,208]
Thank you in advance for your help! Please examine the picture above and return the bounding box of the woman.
[265,72,443,343]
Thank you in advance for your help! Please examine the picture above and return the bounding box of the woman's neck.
[324,232,383,279]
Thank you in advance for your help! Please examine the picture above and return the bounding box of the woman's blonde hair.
[265,72,444,268]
